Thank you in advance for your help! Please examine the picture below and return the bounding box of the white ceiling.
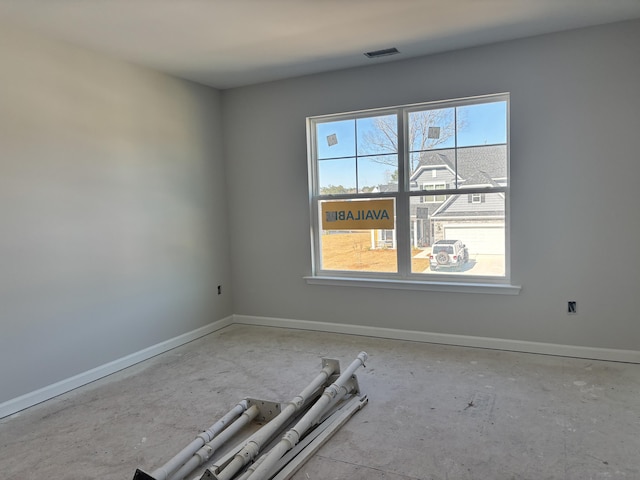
[2,0,640,89]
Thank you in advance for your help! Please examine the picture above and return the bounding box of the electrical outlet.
[567,301,577,314]
[217,285,222,295]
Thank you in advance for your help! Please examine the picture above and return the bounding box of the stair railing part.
[197,391,321,480]
[168,404,260,480]
[245,352,367,480]
[208,359,340,480]
[235,394,364,480]
[133,400,250,480]
[270,395,368,480]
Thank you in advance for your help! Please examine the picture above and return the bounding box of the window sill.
[304,275,521,295]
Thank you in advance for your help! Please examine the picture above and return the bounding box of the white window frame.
[305,93,520,294]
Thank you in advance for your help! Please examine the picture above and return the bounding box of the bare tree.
[361,108,464,172]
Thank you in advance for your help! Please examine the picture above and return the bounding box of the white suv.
[429,240,469,271]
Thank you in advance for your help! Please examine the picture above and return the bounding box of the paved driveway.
[415,251,505,276]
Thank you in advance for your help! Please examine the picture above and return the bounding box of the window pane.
[409,193,505,276]
[410,150,457,190]
[318,158,356,194]
[356,114,398,155]
[457,101,507,147]
[316,119,355,159]
[357,155,398,193]
[408,107,455,153]
[409,149,459,191]
[457,145,507,187]
[319,198,397,273]
[319,230,398,272]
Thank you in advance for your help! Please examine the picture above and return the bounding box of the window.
[307,93,510,285]
[470,193,484,204]
[422,183,447,202]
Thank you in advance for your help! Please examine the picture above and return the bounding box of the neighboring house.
[429,175,506,255]
[370,182,398,249]
[374,144,506,254]
[409,150,462,248]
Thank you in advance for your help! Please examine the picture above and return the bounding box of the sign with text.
[322,199,395,230]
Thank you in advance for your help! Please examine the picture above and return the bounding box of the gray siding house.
[409,145,506,253]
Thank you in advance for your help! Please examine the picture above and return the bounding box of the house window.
[422,183,446,202]
[307,93,510,283]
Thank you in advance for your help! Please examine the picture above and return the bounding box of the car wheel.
[430,266,437,271]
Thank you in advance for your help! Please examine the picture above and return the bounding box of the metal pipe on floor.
[133,400,249,480]
[245,352,367,480]
[168,404,260,480]
[209,360,339,480]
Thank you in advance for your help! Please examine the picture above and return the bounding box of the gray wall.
[0,24,231,403]
[223,20,640,352]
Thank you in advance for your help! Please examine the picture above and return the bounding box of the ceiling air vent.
[364,47,400,59]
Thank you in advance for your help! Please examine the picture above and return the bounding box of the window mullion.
[454,106,458,189]
[396,109,411,277]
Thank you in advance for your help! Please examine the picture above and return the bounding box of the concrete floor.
[1,324,639,480]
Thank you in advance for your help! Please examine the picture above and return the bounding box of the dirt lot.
[321,232,430,272]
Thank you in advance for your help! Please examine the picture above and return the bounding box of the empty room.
[1,2,640,479]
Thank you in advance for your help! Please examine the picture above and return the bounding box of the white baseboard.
[4,313,638,419]
[233,314,640,364]
[0,316,233,419]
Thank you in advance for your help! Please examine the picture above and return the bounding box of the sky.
[315,100,507,191]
